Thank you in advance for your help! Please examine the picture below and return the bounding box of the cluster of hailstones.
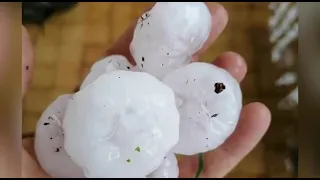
[34,2,242,178]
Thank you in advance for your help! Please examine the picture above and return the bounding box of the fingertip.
[206,2,229,27]
[213,51,247,82]
[243,102,271,126]
[194,3,228,58]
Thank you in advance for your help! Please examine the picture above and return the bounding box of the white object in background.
[269,2,292,27]
[270,5,297,43]
[272,23,298,62]
[269,2,298,111]
[268,2,292,28]
[268,2,280,10]
[278,87,298,110]
[275,72,297,86]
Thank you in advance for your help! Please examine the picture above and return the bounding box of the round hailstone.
[63,70,180,178]
[130,2,211,79]
[147,153,179,178]
[34,94,84,178]
[162,62,242,155]
[80,55,133,90]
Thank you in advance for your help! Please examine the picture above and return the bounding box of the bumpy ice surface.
[162,62,242,155]
[147,152,179,178]
[34,94,84,178]
[63,70,180,178]
[130,2,211,79]
[80,55,133,90]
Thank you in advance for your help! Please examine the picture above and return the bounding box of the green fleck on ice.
[126,159,131,163]
[135,146,140,152]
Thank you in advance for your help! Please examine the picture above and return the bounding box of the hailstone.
[80,55,133,90]
[130,2,212,79]
[162,62,242,155]
[63,70,180,178]
[34,94,84,178]
[147,153,179,178]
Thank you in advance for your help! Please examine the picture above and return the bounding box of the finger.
[192,2,228,60]
[106,3,228,65]
[22,137,36,158]
[22,25,34,98]
[22,147,50,178]
[201,102,271,178]
[212,51,247,82]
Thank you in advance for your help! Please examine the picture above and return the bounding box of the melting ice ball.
[162,62,242,155]
[34,94,84,178]
[147,152,179,178]
[63,70,180,178]
[130,2,211,79]
[80,55,133,90]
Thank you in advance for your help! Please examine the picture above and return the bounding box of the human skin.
[22,2,271,178]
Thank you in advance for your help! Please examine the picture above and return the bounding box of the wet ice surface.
[80,55,133,90]
[130,2,211,79]
[63,71,180,178]
[147,152,179,178]
[34,94,84,178]
[162,62,242,155]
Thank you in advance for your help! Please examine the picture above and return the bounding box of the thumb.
[22,25,34,98]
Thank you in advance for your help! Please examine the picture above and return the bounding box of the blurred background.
[22,2,297,178]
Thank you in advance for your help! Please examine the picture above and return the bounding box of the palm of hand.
[22,3,270,178]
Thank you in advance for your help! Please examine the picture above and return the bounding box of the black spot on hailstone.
[142,57,145,62]
[55,148,60,152]
[127,66,131,70]
[211,114,218,118]
[43,122,49,126]
[214,83,225,94]
[141,64,144,68]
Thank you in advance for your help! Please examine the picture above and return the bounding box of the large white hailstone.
[162,62,242,155]
[34,94,84,178]
[80,55,133,90]
[63,70,180,178]
[147,153,179,178]
[130,2,212,79]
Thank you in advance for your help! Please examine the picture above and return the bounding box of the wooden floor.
[23,2,280,178]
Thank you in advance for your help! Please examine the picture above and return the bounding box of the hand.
[22,25,51,178]
[22,2,271,178]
